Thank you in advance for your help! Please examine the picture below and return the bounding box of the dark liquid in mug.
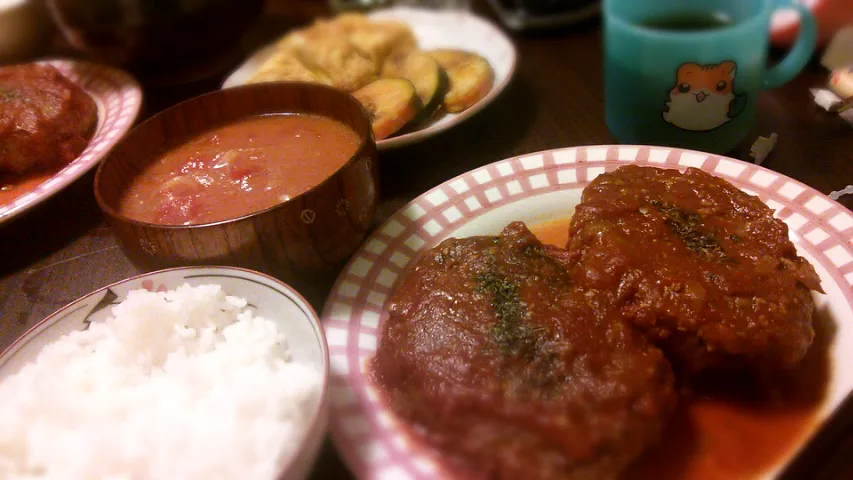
[640,12,734,31]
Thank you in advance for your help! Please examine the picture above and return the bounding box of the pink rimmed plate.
[320,145,853,479]
[222,7,517,151]
[0,59,142,224]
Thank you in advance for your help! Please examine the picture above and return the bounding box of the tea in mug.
[639,12,734,32]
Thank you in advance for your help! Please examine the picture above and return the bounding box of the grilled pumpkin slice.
[382,50,448,121]
[426,49,494,113]
[352,78,423,140]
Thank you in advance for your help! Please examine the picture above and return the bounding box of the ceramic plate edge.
[320,144,853,480]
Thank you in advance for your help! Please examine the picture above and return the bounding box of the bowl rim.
[93,81,376,229]
[0,265,331,479]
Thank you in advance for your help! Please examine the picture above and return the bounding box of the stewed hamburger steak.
[0,63,97,175]
[370,222,676,480]
[565,165,823,376]
[369,165,825,479]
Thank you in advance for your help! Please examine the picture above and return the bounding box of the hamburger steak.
[566,165,823,376]
[370,222,676,480]
[0,64,98,175]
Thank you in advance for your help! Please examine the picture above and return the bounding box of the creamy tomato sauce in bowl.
[95,82,378,278]
[119,114,362,226]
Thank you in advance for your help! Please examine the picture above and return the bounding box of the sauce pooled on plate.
[530,218,830,480]
[119,113,361,225]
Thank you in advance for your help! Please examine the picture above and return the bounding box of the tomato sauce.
[118,114,361,225]
[529,218,570,250]
[529,218,830,480]
[0,167,62,206]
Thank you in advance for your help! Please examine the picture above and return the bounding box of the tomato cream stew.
[119,114,361,225]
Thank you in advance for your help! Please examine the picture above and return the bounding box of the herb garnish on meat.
[0,88,17,101]
[475,272,540,356]
[648,200,731,261]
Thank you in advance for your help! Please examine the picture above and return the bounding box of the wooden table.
[2,1,852,478]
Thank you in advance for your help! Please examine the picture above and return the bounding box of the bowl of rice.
[0,266,329,480]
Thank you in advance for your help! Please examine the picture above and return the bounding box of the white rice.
[0,283,322,480]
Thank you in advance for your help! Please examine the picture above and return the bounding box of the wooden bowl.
[94,82,379,279]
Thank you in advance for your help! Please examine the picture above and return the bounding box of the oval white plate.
[0,266,330,480]
[222,7,517,151]
[321,145,853,479]
[0,59,142,224]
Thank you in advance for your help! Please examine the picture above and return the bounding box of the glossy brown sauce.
[529,218,831,480]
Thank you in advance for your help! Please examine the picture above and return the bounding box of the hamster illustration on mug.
[663,61,747,131]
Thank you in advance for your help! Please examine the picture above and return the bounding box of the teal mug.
[603,0,817,154]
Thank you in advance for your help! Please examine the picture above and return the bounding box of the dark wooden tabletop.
[2,1,853,479]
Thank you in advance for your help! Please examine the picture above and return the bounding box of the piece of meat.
[566,165,823,377]
[0,64,98,175]
[370,222,676,480]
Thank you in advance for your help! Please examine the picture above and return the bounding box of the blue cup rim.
[603,0,774,38]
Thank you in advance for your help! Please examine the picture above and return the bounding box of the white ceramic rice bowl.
[0,266,329,480]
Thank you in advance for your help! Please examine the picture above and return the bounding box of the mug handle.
[763,1,818,89]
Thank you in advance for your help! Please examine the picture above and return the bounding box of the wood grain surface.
[2,1,852,479]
